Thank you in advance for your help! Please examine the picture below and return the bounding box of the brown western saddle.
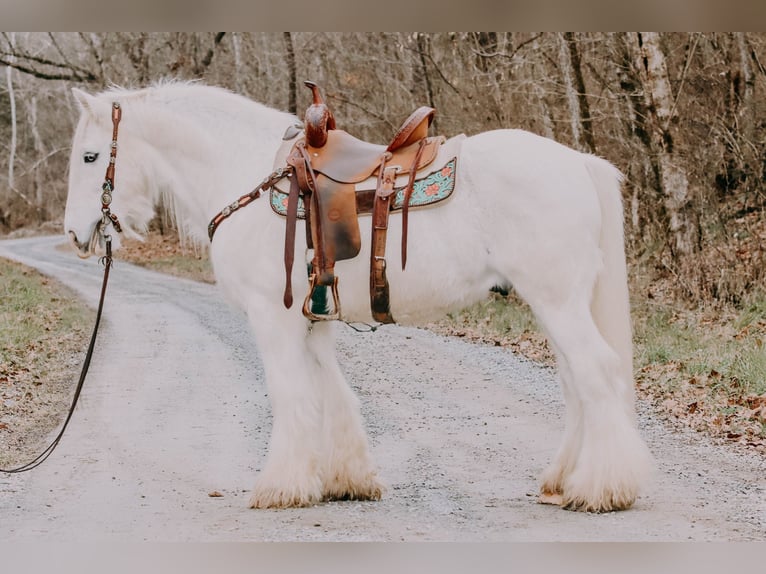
[281,81,446,324]
[208,81,456,323]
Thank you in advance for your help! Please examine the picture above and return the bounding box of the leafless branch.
[199,32,226,72]
[666,32,701,129]
[402,44,460,95]
[0,175,35,207]
[469,33,544,62]
[0,34,99,82]
[16,147,69,178]
[79,32,105,82]
[327,93,396,132]
[0,57,98,82]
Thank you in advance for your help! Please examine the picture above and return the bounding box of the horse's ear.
[71,87,100,115]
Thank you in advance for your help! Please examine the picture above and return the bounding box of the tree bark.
[6,37,17,193]
[122,33,150,84]
[197,32,226,76]
[635,32,697,257]
[415,33,437,131]
[283,32,297,115]
[28,95,46,220]
[559,32,596,153]
[232,32,243,93]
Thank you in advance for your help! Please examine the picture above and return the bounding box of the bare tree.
[634,32,698,257]
[415,32,437,130]
[6,65,16,193]
[558,32,595,153]
[231,33,244,94]
[283,32,297,115]
[0,33,100,82]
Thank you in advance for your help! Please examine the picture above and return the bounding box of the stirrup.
[302,274,341,322]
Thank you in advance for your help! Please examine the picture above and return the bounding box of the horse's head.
[65,88,155,258]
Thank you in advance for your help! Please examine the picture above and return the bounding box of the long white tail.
[586,156,635,412]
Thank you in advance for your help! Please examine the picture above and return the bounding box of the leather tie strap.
[283,173,300,308]
[297,144,330,285]
[370,160,398,324]
[400,138,427,271]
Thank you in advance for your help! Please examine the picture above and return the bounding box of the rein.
[0,102,123,474]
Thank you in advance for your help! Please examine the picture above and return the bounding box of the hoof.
[248,488,321,509]
[538,491,564,506]
[248,476,323,509]
[323,472,385,502]
[560,490,637,513]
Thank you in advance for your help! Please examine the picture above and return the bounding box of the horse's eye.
[83,152,99,164]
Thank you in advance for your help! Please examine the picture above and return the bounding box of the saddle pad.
[270,133,466,219]
[270,157,457,219]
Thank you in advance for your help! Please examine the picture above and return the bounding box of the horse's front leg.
[246,301,325,508]
[306,322,384,502]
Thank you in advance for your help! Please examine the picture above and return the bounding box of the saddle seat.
[300,125,441,186]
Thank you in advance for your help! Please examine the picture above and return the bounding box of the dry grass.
[117,230,215,284]
[0,258,94,468]
[632,284,766,453]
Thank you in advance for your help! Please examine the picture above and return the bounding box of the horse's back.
[462,128,609,184]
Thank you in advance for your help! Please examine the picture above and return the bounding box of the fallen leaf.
[687,401,698,414]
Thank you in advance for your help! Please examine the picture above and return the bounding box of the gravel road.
[0,235,764,542]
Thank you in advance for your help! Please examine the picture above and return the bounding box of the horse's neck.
[136,95,293,241]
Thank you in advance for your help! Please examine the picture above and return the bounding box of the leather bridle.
[99,101,124,238]
[0,101,123,474]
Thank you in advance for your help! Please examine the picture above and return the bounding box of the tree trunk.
[6,55,16,193]
[5,32,17,198]
[531,34,556,140]
[27,95,46,220]
[559,32,595,153]
[232,32,243,93]
[635,32,697,257]
[415,33,437,131]
[283,32,297,115]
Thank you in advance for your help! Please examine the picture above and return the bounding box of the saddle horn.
[303,81,335,148]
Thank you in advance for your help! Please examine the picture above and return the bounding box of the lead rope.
[0,102,122,474]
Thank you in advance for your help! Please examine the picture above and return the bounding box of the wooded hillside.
[1,32,764,305]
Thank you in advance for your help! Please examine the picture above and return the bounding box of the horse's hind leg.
[537,352,582,506]
[533,297,652,512]
[306,322,384,501]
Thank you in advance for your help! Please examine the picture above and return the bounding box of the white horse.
[64,81,652,512]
